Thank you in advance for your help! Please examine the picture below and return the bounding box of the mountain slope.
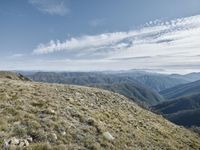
[134,74,188,91]
[109,71,189,91]
[0,71,30,81]
[160,80,200,99]
[152,93,200,127]
[27,72,165,105]
[0,73,200,149]
[27,72,134,85]
[93,82,164,105]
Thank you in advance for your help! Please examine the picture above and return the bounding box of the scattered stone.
[3,137,30,149]
[4,92,10,99]
[49,109,56,114]
[8,137,19,145]
[52,133,57,140]
[90,142,101,150]
[27,136,33,142]
[86,118,96,126]
[67,97,74,103]
[103,132,115,141]
[61,131,66,136]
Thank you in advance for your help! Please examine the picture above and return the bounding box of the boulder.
[103,132,115,141]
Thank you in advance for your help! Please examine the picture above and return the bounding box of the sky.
[0,0,200,74]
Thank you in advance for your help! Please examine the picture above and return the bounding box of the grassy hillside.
[0,71,30,81]
[0,72,200,149]
[152,93,200,127]
[160,80,200,99]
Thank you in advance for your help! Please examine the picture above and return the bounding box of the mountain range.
[23,71,195,105]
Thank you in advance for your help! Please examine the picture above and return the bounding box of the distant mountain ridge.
[152,93,200,127]
[26,71,167,105]
[160,80,200,100]
[170,72,200,82]
[24,71,200,105]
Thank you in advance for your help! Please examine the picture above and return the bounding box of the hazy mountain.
[133,74,188,91]
[170,72,200,82]
[107,71,189,91]
[27,72,165,105]
[1,71,200,149]
[26,71,190,92]
[28,72,136,85]
[152,93,200,127]
[160,80,200,99]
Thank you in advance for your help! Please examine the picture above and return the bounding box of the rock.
[61,131,66,136]
[8,137,20,145]
[3,137,30,149]
[4,92,10,99]
[27,136,33,142]
[103,132,115,141]
[67,97,74,103]
[52,133,57,140]
[49,109,56,114]
[23,139,29,146]
[90,142,101,150]
[86,118,96,126]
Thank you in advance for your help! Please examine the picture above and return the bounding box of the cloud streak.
[29,0,69,16]
[31,15,200,73]
[89,18,106,27]
[33,15,200,56]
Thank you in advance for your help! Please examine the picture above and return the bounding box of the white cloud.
[31,15,200,73]
[29,0,69,16]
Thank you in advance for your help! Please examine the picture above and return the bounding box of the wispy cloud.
[33,15,200,57]
[9,53,24,59]
[31,15,200,73]
[29,0,69,16]
[89,18,106,27]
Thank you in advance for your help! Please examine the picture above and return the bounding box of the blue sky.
[0,0,200,73]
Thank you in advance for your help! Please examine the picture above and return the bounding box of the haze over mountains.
[0,71,200,149]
